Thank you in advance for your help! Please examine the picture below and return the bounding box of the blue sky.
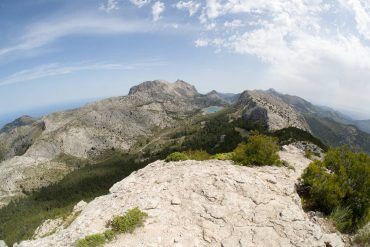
[1,0,370,120]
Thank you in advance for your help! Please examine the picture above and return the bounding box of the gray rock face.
[237,90,311,132]
[16,145,345,247]
[0,80,224,207]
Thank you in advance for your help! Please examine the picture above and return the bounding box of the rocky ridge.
[237,90,311,132]
[0,80,225,207]
[16,145,345,247]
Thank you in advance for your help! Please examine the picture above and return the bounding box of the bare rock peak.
[128,79,199,97]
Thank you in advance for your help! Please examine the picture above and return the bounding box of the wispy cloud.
[130,0,151,8]
[0,59,165,87]
[0,15,150,58]
[99,0,120,13]
[152,1,165,21]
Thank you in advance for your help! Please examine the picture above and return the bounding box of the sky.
[1,0,370,120]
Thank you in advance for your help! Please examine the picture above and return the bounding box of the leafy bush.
[212,152,234,160]
[329,206,353,232]
[183,150,211,161]
[76,232,108,247]
[165,152,189,162]
[232,133,281,166]
[300,146,370,232]
[110,207,148,233]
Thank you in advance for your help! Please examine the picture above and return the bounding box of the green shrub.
[76,208,147,247]
[300,146,370,232]
[212,152,234,160]
[232,134,281,166]
[165,152,189,162]
[330,207,353,232]
[76,233,107,247]
[103,229,115,241]
[183,150,211,161]
[110,207,148,233]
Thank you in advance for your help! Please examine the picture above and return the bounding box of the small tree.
[301,146,370,232]
[232,133,281,166]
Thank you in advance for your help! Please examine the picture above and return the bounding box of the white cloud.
[0,59,165,87]
[175,1,201,16]
[186,0,370,114]
[224,19,243,28]
[0,15,150,58]
[130,0,151,7]
[342,0,370,40]
[195,38,208,47]
[152,1,165,21]
[202,0,223,20]
[99,0,120,13]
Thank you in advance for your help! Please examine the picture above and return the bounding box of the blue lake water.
[202,106,224,114]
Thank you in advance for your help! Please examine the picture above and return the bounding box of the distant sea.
[0,98,101,128]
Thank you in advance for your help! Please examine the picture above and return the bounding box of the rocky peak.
[0,115,36,134]
[236,90,311,132]
[128,80,199,98]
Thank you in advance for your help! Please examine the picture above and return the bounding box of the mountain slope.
[235,90,311,132]
[354,119,370,134]
[268,90,370,152]
[0,80,225,207]
[0,116,45,162]
[16,145,345,247]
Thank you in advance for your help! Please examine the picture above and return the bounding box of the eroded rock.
[16,145,345,247]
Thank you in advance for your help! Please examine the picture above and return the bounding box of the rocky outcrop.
[236,90,311,132]
[16,145,345,247]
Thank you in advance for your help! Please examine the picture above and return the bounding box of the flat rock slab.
[16,145,345,247]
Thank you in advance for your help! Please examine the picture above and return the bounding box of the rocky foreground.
[15,145,345,247]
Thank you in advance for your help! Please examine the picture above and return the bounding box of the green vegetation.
[305,115,370,154]
[300,146,370,233]
[165,150,211,162]
[271,127,327,151]
[232,133,281,166]
[213,152,234,160]
[76,232,109,247]
[0,152,151,246]
[76,208,147,247]
[166,133,282,167]
[181,114,243,154]
[165,152,189,162]
[110,207,148,233]
[183,150,211,161]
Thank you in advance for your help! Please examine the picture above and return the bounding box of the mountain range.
[0,79,370,208]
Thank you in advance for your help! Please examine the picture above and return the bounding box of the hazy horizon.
[1,80,370,129]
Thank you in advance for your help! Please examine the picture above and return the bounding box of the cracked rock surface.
[16,145,345,247]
